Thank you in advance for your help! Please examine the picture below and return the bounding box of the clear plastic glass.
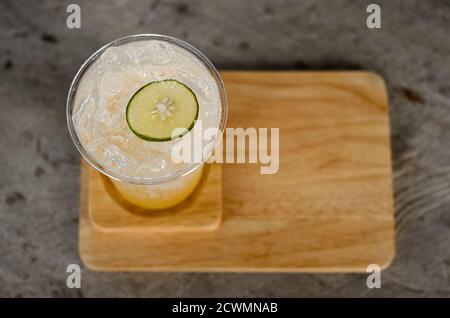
[66,34,227,210]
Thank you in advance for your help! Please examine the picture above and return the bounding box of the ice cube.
[150,69,166,81]
[130,41,173,66]
[97,144,137,172]
[110,129,132,151]
[100,47,132,72]
[100,72,123,95]
[96,107,114,126]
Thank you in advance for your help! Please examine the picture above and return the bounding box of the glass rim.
[66,34,228,185]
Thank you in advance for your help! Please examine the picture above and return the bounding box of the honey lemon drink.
[67,35,226,209]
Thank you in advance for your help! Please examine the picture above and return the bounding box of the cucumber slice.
[126,79,199,142]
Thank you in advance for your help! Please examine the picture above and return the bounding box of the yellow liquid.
[111,164,203,210]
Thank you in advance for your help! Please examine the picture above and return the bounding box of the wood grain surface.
[80,71,395,272]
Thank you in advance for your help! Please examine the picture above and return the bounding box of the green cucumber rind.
[125,79,199,142]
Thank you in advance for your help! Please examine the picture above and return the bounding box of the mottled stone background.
[0,0,449,297]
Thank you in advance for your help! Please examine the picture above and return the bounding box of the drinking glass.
[67,34,227,210]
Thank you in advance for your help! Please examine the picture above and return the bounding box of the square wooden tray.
[79,71,395,272]
[88,163,222,233]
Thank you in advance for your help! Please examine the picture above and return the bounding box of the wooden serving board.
[79,71,396,272]
[88,164,222,233]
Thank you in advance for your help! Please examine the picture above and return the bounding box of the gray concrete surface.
[1,0,449,297]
